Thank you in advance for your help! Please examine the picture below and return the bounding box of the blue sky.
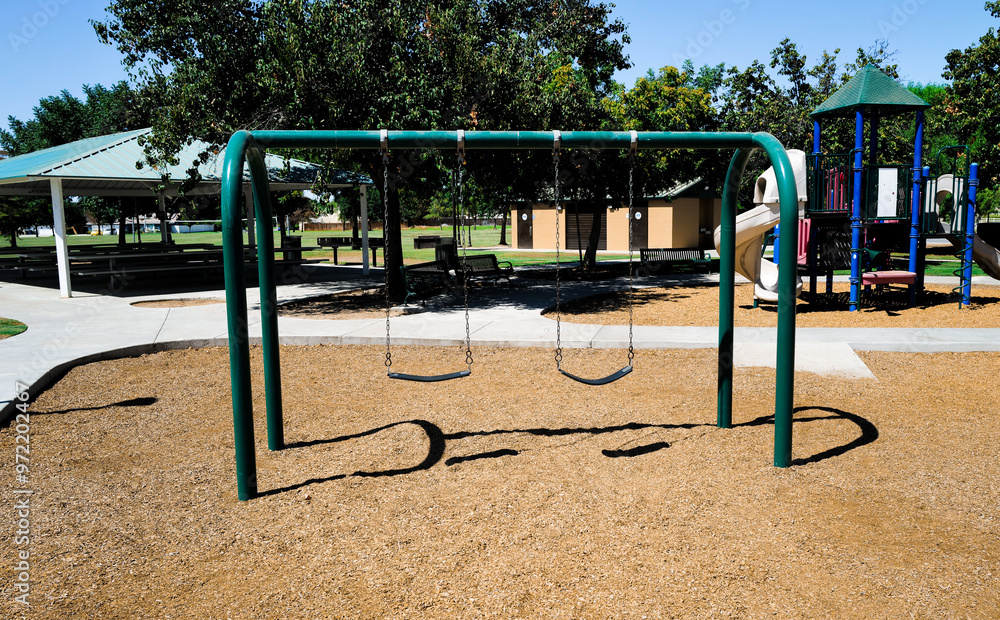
[0,0,992,134]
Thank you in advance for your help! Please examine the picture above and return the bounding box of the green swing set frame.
[220,130,800,501]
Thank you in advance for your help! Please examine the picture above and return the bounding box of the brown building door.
[516,206,533,249]
[630,202,648,250]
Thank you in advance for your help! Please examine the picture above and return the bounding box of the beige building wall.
[509,197,721,251]
[646,199,673,248]
[671,198,701,248]
[605,205,629,251]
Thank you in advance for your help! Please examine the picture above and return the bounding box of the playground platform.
[3,264,1000,423]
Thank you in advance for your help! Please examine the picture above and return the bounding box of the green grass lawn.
[2,226,634,268]
[2,228,986,275]
[0,318,27,339]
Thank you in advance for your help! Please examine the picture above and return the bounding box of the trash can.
[435,236,458,268]
[282,235,302,261]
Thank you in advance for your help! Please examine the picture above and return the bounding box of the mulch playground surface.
[1,280,998,618]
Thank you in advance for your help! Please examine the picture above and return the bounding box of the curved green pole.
[752,133,799,467]
[221,130,257,500]
[717,148,752,428]
[246,147,284,450]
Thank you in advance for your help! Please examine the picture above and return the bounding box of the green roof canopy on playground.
[811,64,929,120]
[0,128,371,297]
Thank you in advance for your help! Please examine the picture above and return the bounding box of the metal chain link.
[627,152,636,364]
[457,155,473,370]
[382,151,392,371]
[553,148,563,369]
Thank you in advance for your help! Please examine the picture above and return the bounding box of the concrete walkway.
[2,265,999,422]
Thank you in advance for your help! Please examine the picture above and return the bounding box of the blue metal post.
[962,163,980,306]
[849,110,865,311]
[908,111,925,306]
[772,224,780,265]
[809,121,821,297]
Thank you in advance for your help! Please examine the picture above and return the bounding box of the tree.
[95,0,631,298]
[944,1,1000,187]
[716,38,916,206]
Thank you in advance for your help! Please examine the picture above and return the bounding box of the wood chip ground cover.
[2,342,998,618]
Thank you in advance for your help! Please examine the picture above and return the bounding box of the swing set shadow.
[257,406,877,498]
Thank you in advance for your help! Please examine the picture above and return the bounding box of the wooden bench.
[399,260,455,305]
[458,254,514,285]
[639,248,712,276]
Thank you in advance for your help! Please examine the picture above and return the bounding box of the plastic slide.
[950,233,1000,281]
[930,174,1000,280]
[714,150,806,302]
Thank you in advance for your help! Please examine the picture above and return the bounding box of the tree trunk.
[498,202,508,246]
[7,233,17,248]
[372,159,406,302]
[384,185,405,302]
[582,200,603,272]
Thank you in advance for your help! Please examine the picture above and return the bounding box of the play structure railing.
[808,154,914,222]
[862,164,913,222]
[219,130,801,500]
[807,152,853,215]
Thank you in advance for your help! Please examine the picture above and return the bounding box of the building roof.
[0,128,370,197]
[811,64,929,120]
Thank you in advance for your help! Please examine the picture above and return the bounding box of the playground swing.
[382,129,473,382]
[551,130,637,386]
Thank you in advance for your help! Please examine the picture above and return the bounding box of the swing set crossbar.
[220,129,801,501]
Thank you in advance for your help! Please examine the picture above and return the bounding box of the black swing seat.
[388,369,471,382]
[559,365,632,386]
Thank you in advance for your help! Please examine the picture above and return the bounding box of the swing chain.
[553,133,563,369]
[627,130,637,364]
[457,147,474,370]
[381,131,392,371]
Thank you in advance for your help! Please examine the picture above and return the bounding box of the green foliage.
[604,64,720,196]
[944,1,1000,187]
[94,0,631,298]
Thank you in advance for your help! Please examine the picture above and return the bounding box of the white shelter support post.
[50,178,72,298]
[245,187,256,250]
[158,193,169,244]
[360,185,370,275]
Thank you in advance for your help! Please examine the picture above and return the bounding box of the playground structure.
[219,129,800,500]
[726,65,995,309]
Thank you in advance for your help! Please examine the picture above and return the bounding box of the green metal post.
[221,131,258,500]
[753,134,799,467]
[247,148,284,450]
[717,149,752,428]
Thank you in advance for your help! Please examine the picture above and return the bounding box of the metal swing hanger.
[552,130,637,386]
[383,129,473,382]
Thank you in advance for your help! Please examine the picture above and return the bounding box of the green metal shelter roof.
[810,64,929,120]
[0,128,370,197]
